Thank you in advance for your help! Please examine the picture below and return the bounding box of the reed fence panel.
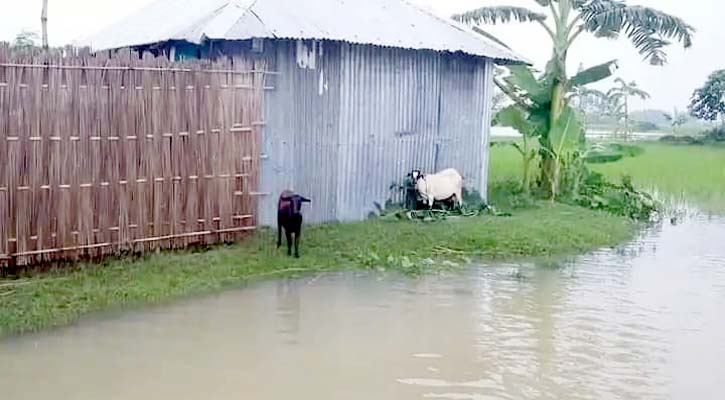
[0,45,268,267]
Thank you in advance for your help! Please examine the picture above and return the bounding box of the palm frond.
[472,26,512,49]
[612,78,651,99]
[628,87,651,100]
[576,87,609,100]
[453,6,547,25]
[577,0,694,65]
[569,60,618,87]
[607,91,626,102]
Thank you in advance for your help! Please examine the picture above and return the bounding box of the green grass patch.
[0,204,634,337]
[489,143,525,185]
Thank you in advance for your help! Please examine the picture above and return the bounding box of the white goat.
[412,168,464,209]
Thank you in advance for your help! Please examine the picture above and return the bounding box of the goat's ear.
[301,196,311,203]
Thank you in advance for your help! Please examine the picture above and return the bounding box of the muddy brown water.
[1,213,725,400]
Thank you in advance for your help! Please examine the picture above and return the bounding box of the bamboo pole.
[0,63,278,75]
[10,226,256,258]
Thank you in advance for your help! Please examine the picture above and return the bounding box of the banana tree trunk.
[521,136,531,193]
[624,96,629,141]
[541,81,566,199]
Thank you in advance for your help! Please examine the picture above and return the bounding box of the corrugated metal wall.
[259,41,342,225]
[336,43,443,221]
[438,55,494,199]
[259,39,493,225]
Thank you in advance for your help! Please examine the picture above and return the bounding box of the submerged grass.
[592,143,725,212]
[0,204,634,337]
[490,141,725,212]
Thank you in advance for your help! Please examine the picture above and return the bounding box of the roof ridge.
[204,0,259,40]
[77,0,526,63]
[230,0,257,10]
[399,0,522,58]
[217,0,269,39]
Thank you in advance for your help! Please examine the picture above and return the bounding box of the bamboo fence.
[0,45,269,268]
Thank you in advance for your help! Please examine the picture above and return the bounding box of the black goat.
[277,190,311,258]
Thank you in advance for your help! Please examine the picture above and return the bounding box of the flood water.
[2,213,725,399]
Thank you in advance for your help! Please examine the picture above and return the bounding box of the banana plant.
[494,105,539,193]
[607,78,650,139]
[494,62,617,197]
[455,0,694,198]
[494,64,646,195]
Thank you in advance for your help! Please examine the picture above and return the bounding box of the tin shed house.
[80,0,526,225]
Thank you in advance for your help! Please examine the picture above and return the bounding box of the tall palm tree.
[41,0,49,50]
[454,0,693,192]
[607,78,650,139]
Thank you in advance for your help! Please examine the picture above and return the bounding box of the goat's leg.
[277,222,282,248]
[294,229,301,258]
[285,230,293,256]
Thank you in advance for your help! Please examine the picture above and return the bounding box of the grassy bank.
[490,141,725,212]
[0,204,634,337]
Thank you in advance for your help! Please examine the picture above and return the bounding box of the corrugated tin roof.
[77,0,527,63]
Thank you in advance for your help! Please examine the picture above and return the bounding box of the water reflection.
[1,214,724,399]
[275,280,301,342]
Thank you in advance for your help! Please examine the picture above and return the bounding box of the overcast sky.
[1,0,721,111]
